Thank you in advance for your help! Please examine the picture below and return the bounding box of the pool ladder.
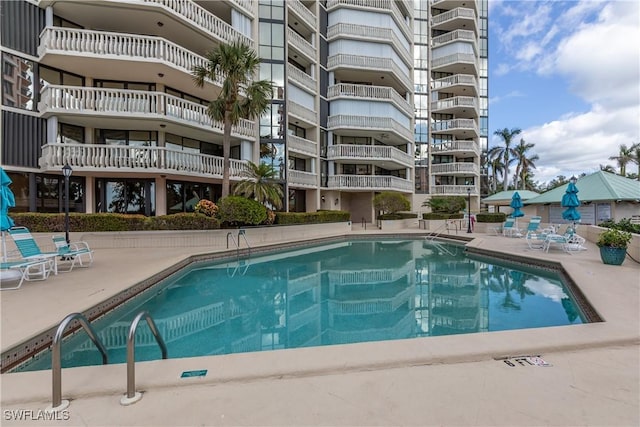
[49,311,167,411]
[226,229,251,257]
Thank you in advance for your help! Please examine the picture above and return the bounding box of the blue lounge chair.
[0,258,51,290]
[52,235,94,270]
[9,227,60,274]
[495,218,522,237]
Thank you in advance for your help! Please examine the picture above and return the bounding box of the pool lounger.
[0,259,51,290]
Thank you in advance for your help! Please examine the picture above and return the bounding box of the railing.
[38,85,257,140]
[289,0,317,29]
[431,185,478,195]
[432,29,477,47]
[288,101,317,124]
[287,27,316,61]
[328,83,413,117]
[432,7,476,27]
[431,119,478,135]
[432,74,478,92]
[431,162,478,174]
[326,0,412,42]
[327,144,413,167]
[431,96,478,112]
[328,54,412,91]
[327,175,413,192]
[287,64,317,93]
[326,23,412,66]
[39,143,250,178]
[121,311,167,405]
[431,52,477,69]
[328,115,414,143]
[431,140,479,155]
[287,134,317,157]
[327,263,412,285]
[288,169,318,187]
[39,27,225,87]
[51,313,108,410]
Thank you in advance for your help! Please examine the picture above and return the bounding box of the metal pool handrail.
[121,311,167,405]
[51,312,108,410]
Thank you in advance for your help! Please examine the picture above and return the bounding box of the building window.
[95,179,155,216]
[36,175,84,213]
[58,123,84,144]
[1,53,35,110]
[166,181,218,213]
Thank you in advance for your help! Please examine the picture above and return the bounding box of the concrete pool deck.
[1,228,639,426]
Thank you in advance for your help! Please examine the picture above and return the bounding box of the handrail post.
[121,311,167,406]
[49,313,108,412]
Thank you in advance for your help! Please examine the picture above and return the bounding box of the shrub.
[11,213,147,232]
[378,212,418,220]
[194,199,218,217]
[596,228,632,248]
[146,213,220,230]
[217,196,267,227]
[422,196,466,214]
[475,212,508,223]
[599,218,640,234]
[422,212,464,220]
[275,210,350,225]
[373,192,410,215]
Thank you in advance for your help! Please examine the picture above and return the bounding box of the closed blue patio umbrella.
[509,191,525,229]
[1,167,16,261]
[561,178,581,228]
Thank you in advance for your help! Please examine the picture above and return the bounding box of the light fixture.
[157,21,164,27]
[334,198,339,206]
[62,164,73,244]
[160,124,166,128]
[466,187,472,234]
[158,73,164,78]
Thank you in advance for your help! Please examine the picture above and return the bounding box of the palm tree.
[192,41,273,198]
[486,146,505,193]
[233,161,284,210]
[630,142,640,181]
[599,164,616,173]
[493,127,521,191]
[513,138,539,190]
[608,144,634,177]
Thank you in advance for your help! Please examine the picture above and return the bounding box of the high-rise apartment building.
[1,0,484,220]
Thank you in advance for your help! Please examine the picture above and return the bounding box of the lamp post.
[62,164,73,244]
[467,186,472,233]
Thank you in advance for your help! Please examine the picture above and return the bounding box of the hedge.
[475,212,507,223]
[422,213,464,220]
[276,210,350,225]
[378,212,418,220]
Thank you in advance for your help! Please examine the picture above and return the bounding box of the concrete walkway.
[1,228,638,426]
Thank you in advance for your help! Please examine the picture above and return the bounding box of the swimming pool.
[15,238,586,372]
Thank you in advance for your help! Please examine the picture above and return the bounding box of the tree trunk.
[221,114,233,198]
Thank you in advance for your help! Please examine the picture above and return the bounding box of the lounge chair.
[8,227,60,274]
[0,258,51,290]
[495,218,522,237]
[543,227,587,253]
[52,235,94,270]
[524,216,542,233]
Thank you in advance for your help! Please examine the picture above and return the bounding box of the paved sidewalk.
[1,230,639,426]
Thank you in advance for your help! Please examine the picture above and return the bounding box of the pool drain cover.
[496,355,552,367]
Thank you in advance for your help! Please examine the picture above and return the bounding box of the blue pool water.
[16,239,584,372]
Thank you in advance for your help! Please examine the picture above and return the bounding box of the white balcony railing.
[289,0,317,29]
[431,96,477,112]
[288,101,317,124]
[328,115,414,143]
[327,23,411,67]
[431,140,480,156]
[432,74,477,92]
[431,163,479,174]
[287,27,316,61]
[288,169,317,187]
[431,119,478,135]
[328,83,413,117]
[39,27,225,87]
[39,143,250,179]
[288,134,317,157]
[431,185,479,196]
[432,29,477,48]
[328,262,413,285]
[432,7,476,27]
[431,52,477,69]
[287,64,316,93]
[326,0,412,42]
[327,175,413,192]
[39,85,257,139]
[328,54,412,91]
[327,144,413,167]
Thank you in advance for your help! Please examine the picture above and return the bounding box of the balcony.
[328,83,413,117]
[38,0,252,47]
[287,27,316,64]
[431,140,479,157]
[431,162,479,175]
[38,27,223,99]
[288,169,318,188]
[431,52,477,74]
[328,54,412,92]
[432,30,477,50]
[287,64,316,94]
[431,185,479,196]
[288,0,317,30]
[327,262,413,285]
[328,115,414,145]
[327,175,413,192]
[288,134,317,157]
[39,143,250,180]
[39,85,257,141]
[431,96,478,118]
[432,74,478,97]
[326,0,412,42]
[431,119,478,138]
[327,145,413,169]
[431,7,477,33]
[327,23,412,68]
[288,101,317,126]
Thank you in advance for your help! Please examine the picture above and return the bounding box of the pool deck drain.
[1,228,638,426]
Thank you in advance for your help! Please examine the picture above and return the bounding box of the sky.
[488,0,640,186]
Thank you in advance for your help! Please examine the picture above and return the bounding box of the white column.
[84,176,95,213]
[240,140,253,162]
[155,175,167,216]
[45,6,53,26]
[46,116,58,144]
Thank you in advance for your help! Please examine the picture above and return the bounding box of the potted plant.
[596,228,632,265]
